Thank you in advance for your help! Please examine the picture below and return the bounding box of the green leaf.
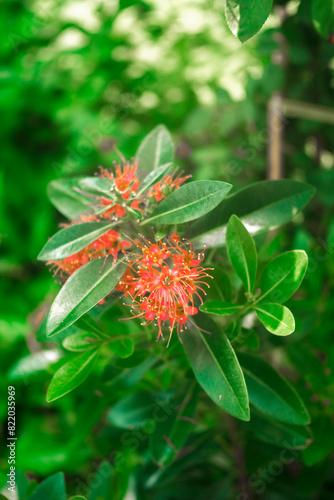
[226,214,257,293]
[238,352,310,425]
[225,0,273,43]
[312,0,334,40]
[142,181,232,226]
[46,349,99,402]
[255,303,295,336]
[182,313,249,421]
[78,176,113,196]
[247,411,312,449]
[136,125,174,173]
[137,162,173,195]
[112,337,134,358]
[87,462,113,500]
[302,416,334,466]
[189,180,315,248]
[199,300,241,316]
[46,258,126,336]
[108,390,170,428]
[38,222,117,261]
[149,386,198,466]
[258,250,308,304]
[47,178,92,219]
[205,267,232,302]
[28,473,66,500]
[62,331,103,351]
[8,350,62,380]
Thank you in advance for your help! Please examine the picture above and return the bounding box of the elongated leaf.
[47,177,92,219]
[150,386,198,466]
[199,300,241,316]
[38,222,117,261]
[247,411,312,449]
[46,348,99,402]
[189,180,315,248]
[8,349,62,380]
[29,473,66,500]
[312,0,334,40]
[137,162,173,195]
[255,303,295,336]
[47,258,126,336]
[226,214,257,293]
[142,181,232,226]
[205,267,232,302]
[182,313,249,421]
[258,250,308,304]
[238,352,310,425]
[62,331,103,351]
[225,0,273,43]
[136,125,174,173]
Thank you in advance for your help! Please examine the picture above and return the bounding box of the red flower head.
[117,233,212,346]
[47,229,131,281]
[99,159,140,200]
[148,171,191,202]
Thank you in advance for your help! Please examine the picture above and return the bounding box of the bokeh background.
[1,0,334,498]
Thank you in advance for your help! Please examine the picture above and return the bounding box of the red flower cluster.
[147,171,191,202]
[48,229,131,281]
[116,233,212,346]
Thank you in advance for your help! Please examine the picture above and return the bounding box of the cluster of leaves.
[2,0,334,498]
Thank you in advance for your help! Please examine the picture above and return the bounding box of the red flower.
[118,233,212,346]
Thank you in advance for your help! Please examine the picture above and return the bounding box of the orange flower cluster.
[116,233,212,346]
[48,229,131,281]
[47,159,189,282]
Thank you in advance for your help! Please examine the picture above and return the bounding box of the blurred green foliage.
[1,0,334,498]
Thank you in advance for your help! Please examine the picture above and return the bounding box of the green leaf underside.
[200,300,240,316]
[142,180,232,225]
[29,473,66,500]
[182,313,249,421]
[225,0,273,43]
[78,176,113,196]
[259,250,308,304]
[189,180,315,248]
[226,214,257,293]
[47,349,99,402]
[312,0,334,39]
[137,162,173,195]
[136,125,174,174]
[256,303,295,336]
[38,222,117,261]
[238,352,310,425]
[46,258,127,336]
[47,177,92,219]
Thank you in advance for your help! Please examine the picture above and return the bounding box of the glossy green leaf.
[142,181,232,226]
[255,303,295,336]
[38,222,117,261]
[137,162,173,195]
[189,180,315,248]
[258,250,308,304]
[62,331,103,351]
[302,416,334,466]
[225,0,273,43]
[68,497,87,500]
[226,214,257,292]
[47,177,92,219]
[238,352,310,425]
[149,386,198,466]
[136,125,174,173]
[199,300,241,316]
[226,320,241,342]
[8,350,62,380]
[46,258,126,336]
[29,473,66,500]
[236,327,259,350]
[312,0,334,40]
[46,349,99,402]
[182,313,249,421]
[112,337,134,358]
